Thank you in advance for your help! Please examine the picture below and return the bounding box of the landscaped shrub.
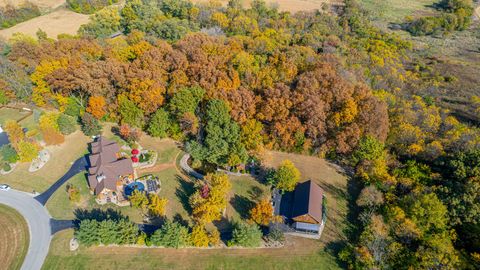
[0,3,41,30]
[266,227,285,243]
[57,114,77,135]
[66,0,119,14]
[81,112,102,136]
[0,144,19,164]
[228,221,263,247]
[66,183,80,203]
[151,220,190,248]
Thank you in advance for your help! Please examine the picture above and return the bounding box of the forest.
[0,0,479,268]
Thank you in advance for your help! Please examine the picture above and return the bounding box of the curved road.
[0,156,85,269]
[0,190,51,270]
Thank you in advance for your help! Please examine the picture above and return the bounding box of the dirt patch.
[0,7,89,39]
[0,204,29,270]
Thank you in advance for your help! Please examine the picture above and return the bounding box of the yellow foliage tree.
[190,224,209,247]
[190,173,231,224]
[31,58,68,106]
[17,140,40,162]
[148,194,168,217]
[249,199,275,226]
[3,120,25,149]
[86,96,107,119]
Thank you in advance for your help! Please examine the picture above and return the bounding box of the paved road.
[0,189,52,270]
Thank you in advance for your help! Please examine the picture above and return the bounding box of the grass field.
[0,204,29,270]
[0,0,65,9]
[0,130,90,192]
[193,0,341,12]
[359,0,437,23]
[0,107,31,125]
[44,229,341,270]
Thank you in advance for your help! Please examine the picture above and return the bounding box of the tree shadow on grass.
[324,176,363,269]
[230,194,254,219]
[73,208,125,227]
[174,175,195,214]
[247,186,264,201]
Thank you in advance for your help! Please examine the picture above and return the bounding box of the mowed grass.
[44,229,341,270]
[0,204,29,270]
[359,0,438,23]
[0,130,90,192]
[0,107,31,125]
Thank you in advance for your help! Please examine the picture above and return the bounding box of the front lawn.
[44,229,341,270]
[0,131,90,192]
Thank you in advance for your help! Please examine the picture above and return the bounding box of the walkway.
[179,153,204,179]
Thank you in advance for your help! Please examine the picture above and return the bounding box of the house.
[274,180,326,238]
[87,136,134,205]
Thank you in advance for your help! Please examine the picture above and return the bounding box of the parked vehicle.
[0,184,11,191]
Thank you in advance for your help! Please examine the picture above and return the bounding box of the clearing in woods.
[193,0,343,13]
[0,204,30,270]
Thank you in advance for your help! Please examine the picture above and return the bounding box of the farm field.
[0,204,30,270]
[0,8,89,40]
[0,0,65,9]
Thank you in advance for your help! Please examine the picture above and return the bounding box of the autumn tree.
[250,199,275,226]
[81,113,102,136]
[17,140,39,162]
[148,193,168,217]
[129,190,148,209]
[3,120,24,149]
[86,96,107,119]
[190,173,231,224]
[190,224,209,247]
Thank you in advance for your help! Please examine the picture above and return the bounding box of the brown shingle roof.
[291,180,324,224]
[87,136,133,194]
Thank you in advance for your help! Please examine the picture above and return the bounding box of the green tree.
[147,108,170,138]
[0,90,9,105]
[151,220,189,248]
[0,144,19,163]
[57,113,77,135]
[169,86,205,118]
[351,135,385,165]
[118,94,144,128]
[191,99,246,167]
[228,221,263,247]
[75,219,100,246]
[272,160,300,192]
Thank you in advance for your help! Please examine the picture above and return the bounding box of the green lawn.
[0,107,31,125]
[359,0,438,23]
[44,229,342,270]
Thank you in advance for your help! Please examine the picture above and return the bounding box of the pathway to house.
[34,155,88,205]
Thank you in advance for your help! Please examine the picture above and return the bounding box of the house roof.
[87,136,133,194]
[291,180,324,224]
